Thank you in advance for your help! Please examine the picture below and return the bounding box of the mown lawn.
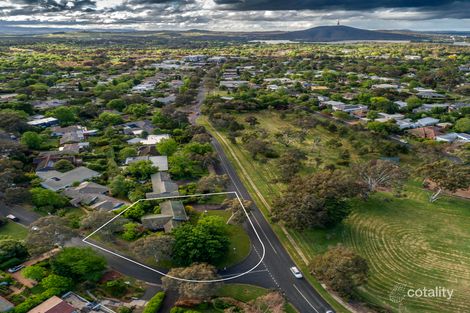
[0,221,28,240]
[201,112,470,313]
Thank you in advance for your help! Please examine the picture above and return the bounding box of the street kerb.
[82,191,266,283]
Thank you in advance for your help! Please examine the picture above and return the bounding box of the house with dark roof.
[0,296,13,312]
[142,200,188,232]
[27,296,76,313]
[146,172,179,199]
[63,182,127,211]
[34,153,81,172]
[36,166,100,191]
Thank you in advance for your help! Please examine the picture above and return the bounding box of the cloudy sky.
[1,0,469,31]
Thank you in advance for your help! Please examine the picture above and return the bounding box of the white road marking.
[293,284,320,313]
[214,141,278,255]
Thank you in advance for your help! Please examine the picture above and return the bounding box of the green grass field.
[0,221,28,240]
[201,112,470,313]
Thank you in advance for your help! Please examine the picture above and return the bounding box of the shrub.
[143,291,165,313]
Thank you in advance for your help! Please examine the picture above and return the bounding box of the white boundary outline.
[82,191,266,283]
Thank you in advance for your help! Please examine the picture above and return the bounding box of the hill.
[274,25,418,42]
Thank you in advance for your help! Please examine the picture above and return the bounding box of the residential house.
[372,83,399,90]
[183,55,207,62]
[27,296,76,313]
[141,200,188,232]
[207,56,227,63]
[37,166,100,191]
[406,127,442,139]
[155,95,176,105]
[413,103,449,113]
[0,296,13,312]
[62,292,114,313]
[32,99,67,110]
[219,81,249,89]
[27,117,59,128]
[126,134,170,146]
[416,117,440,127]
[375,113,405,123]
[34,153,81,172]
[146,172,179,199]
[394,101,408,109]
[125,156,168,171]
[63,182,126,211]
[417,91,446,99]
[435,133,470,143]
[121,120,154,136]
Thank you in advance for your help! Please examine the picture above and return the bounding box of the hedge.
[143,291,165,313]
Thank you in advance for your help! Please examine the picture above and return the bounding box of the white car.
[6,214,18,222]
[290,266,303,279]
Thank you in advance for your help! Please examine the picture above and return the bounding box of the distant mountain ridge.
[273,25,418,42]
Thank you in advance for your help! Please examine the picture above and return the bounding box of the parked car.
[6,214,18,222]
[290,266,303,279]
[7,265,24,273]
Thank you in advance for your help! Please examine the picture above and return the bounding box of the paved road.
[211,138,334,313]
[0,202,40,226]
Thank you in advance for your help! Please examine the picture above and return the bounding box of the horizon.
[1,1,470,32]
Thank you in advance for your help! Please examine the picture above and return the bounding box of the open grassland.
[0,221,28,240]
[201,112,470,313]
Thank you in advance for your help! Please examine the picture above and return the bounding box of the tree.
[420,160,470,202]
[119,147,137,160]
[131,234,174,263]
[156,138,179,156]
[0,239,28,264]
[21,131,43,149]
[80,211,125,241]
[126,160,157,180]
[26,216,77,255]
[124,103,150,118]
[107,99,126,111]
[221,198,252,224]
[22,265,47,282]
[196,174,229,193]
[275,151,305,183]
[53,159,74,172]
[142,291,165,313]
[98,112,123,126]
[353,159,407,195]
[162,263,221,300]
[51,247,106,282]
[40,274,73,292]
[272,170,365,229]
[455,117,470,133]
[30,187,68,213]
[310,245,368,298]
[0,109,29,133]
[50,106,76,124]
[109,175,134,198]
[172,216,229,266]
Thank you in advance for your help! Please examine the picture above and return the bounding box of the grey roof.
[62,182,126,211]
[161,200,187,221]
[0,296,14,312]
[146,172,179,198]
[38,166,100,191]
[125,156,168,171]
[141,200,188,232]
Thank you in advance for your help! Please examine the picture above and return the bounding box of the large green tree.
[51,247,106,282]
[272,170,365,229]
[172,216,229,266]
[310,245,368,299]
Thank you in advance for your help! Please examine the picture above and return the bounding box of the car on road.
[290,266,303,279]
[6,214,19,222]
[7,265,24,273]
